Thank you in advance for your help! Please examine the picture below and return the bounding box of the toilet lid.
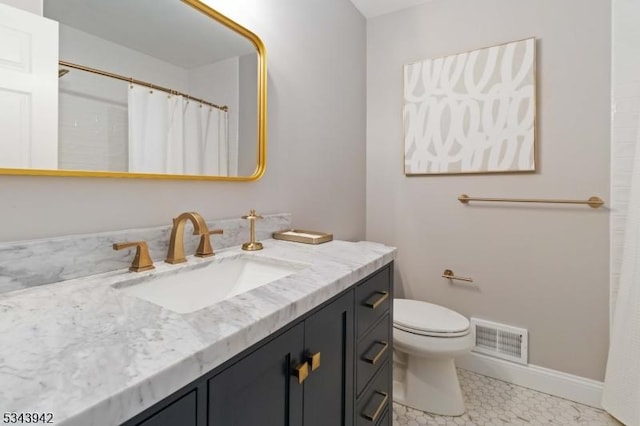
[394,299,470,336]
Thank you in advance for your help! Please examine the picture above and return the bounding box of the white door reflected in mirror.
[0,4,58,169]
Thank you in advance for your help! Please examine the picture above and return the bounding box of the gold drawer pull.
[362,341,388,365]
[306,352,321,371]
[361,391,388,422]
[364,291,389,309]
[292,361,309,384]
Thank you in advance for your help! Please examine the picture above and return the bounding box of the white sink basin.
[113,254,310,313]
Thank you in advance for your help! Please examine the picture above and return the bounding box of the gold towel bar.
[442,269,473,283]
[458,194,604,208]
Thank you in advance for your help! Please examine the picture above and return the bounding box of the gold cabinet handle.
[364,291,389,309]
[361,391,388,422]
[306,352,321,372]
[362,341,388,365]
[292,361,309,384]
[113,241,155,272]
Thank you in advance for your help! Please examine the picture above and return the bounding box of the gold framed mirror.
[0,0,266,181]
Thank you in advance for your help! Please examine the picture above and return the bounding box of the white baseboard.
[455,352,604,409]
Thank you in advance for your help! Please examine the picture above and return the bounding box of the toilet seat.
[394,299,470,338]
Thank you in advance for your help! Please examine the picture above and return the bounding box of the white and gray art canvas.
[404,38,536,174]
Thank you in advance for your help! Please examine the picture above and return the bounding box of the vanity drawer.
[356,364,390,426]
[357,314,391,396]
[356,266,391,337]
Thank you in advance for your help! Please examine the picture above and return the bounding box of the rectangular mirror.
[0,0,266,181]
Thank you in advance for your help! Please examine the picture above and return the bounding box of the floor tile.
[392,369,621,426]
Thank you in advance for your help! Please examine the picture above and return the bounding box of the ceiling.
[44,0,436,66]
[349,0,434,18]
[44,0,255,68]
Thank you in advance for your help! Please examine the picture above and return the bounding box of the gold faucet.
[165,212,223,264]
[242,209,264,251]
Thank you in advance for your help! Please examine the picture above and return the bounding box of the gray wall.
[0,0,366,243]
[238,53,258,176]
[366,0,611,380]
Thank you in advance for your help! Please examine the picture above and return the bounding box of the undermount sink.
[113,254,310,314]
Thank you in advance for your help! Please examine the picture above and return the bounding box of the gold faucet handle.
[195,229,223,258]
[241,209,263,251]
[113,241,155,272]
[242,209,263,220]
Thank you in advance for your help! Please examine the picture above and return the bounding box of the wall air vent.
[470,318,528,365]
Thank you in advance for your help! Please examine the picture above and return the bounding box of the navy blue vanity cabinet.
[121,262,393,426]
[136,390,201,426]
[355,265,393,426]
[208,290,354,426]
[208,322,306,425]
[300,290,355,426]
[126,383,207,426]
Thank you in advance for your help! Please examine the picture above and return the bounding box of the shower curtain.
[183,99,230,176]
[602,112,640,425]
[128,83,231,175]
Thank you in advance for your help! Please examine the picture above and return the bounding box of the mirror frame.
[0,0,267,181]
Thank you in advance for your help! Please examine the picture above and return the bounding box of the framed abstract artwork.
[403,38,536,175]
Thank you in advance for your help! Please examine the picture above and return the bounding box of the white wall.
[0,0,366,244]
[0,0,41,15]
[58,92,127,172]
[366,0,611,381]
[611,0,640,317]
[59,25,189,92]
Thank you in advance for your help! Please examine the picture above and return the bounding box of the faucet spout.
[165,212,210,264]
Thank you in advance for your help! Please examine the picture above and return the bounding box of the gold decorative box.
[272,229,333,245]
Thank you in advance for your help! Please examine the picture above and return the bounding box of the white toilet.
[393,298,473,416]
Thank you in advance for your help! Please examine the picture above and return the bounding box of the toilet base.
[396,355,466,416]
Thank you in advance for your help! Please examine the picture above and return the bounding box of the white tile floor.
[392,369,622,426]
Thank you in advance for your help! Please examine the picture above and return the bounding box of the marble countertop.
[0,239,396,426]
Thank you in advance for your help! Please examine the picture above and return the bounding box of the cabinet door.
[303,291,354,426]
[136,390,198,426]
[208,323,305,426]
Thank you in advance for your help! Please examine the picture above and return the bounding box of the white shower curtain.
[128,83,232,175]
[602,113,640,425]
[183,101,230,176]
[128,84,183,174]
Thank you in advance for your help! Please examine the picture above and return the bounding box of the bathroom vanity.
[0,0,394,422]
[0,221,396,426]
[123,262,393,426]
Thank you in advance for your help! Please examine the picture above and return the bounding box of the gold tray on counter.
[272,229,333,245]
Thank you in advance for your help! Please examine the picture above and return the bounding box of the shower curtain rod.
[58,60,228,112]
